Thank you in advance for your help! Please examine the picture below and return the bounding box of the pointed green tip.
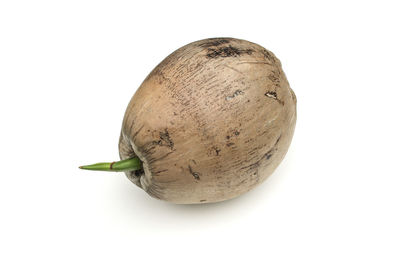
[79,157,142,172]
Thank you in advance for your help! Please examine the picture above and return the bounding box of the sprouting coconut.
[81,37,297,204]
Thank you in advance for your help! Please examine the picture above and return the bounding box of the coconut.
[117,37,296,204]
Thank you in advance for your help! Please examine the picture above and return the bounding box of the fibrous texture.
[119,38,296,204]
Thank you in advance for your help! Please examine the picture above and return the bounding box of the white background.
[1,0,399,266]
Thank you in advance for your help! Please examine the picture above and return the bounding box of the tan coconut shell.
[118,37,296,204]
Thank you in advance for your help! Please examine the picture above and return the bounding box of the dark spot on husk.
[275,135,281,144]
[262,49,276,63]
[268,73,280,84]
[207,46,254,59]
[234,130,240,136]
[265,150,273,160]
[225,90,244,100]
[240,134,282,171]
[153,169,168,176]
[263,135,281,160]
[188,165,200,180]
[200,39,230,48]
[200,199,207,202]
[265,91,277,98]
[159,129,174,149]
[265,91,284,105]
